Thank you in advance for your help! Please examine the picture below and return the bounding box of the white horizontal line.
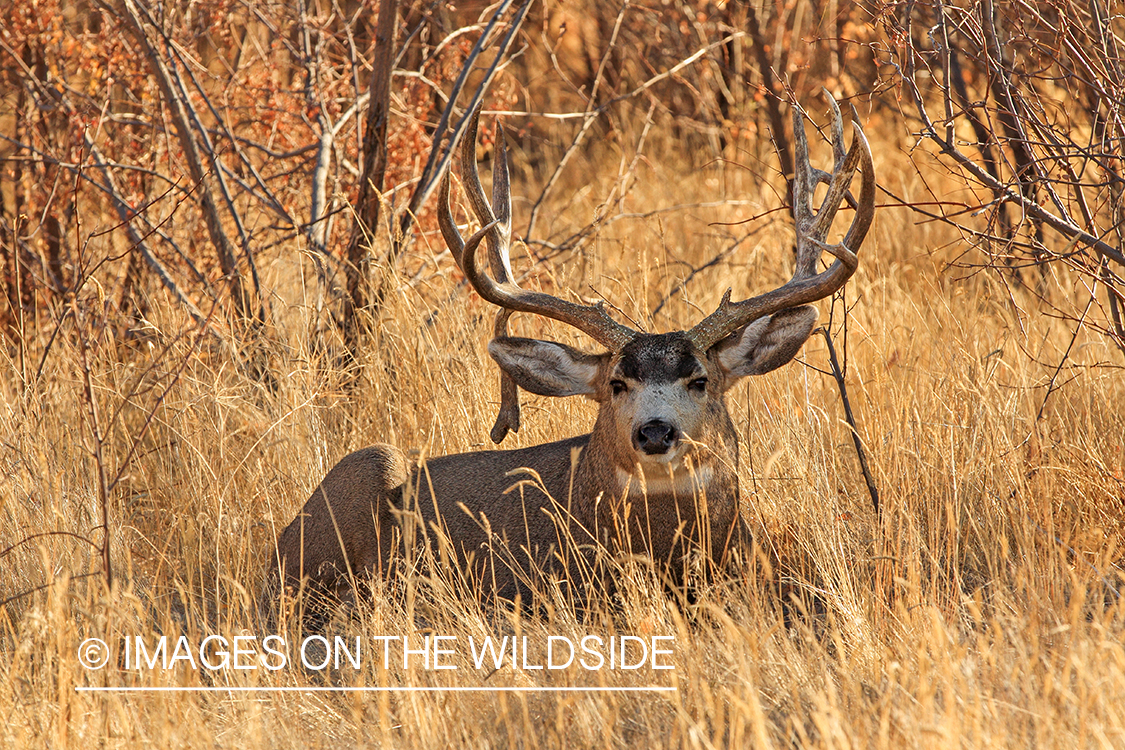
[77,686,676,693]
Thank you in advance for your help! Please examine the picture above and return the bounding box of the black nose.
[635,420,679,455]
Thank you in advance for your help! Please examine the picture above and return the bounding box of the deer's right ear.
[488,337,606,397]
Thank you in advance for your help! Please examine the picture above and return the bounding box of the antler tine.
[438,170,465,266]
[459,107,524,442]
[841,108,876,257]
[461,106,515,285]
[791,102,816,278]
[688,96,875,351]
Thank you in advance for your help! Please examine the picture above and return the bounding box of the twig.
[1035,281,1096,424]
[0,573,100,610]
[651,225,770,318]
[70,293,112,588]
[0,531,101,560]
[818,325,880,517]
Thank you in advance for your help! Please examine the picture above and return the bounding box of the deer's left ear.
[713,306,818,386]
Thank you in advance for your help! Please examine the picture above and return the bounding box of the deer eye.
[688,377,708,393]
[610,379,628,396]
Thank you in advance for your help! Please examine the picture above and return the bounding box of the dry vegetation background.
[2,0,1124,747]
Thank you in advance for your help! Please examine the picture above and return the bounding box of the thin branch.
[819,325,880,517]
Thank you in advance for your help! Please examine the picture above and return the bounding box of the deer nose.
[635,420,680,455]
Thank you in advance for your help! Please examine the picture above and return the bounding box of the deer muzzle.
[634,419,681,456]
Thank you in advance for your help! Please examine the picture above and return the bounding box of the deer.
[269,96,874,611]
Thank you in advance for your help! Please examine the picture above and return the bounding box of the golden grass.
[1,115,1123,749]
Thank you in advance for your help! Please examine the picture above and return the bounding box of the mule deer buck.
[271,97,874,609]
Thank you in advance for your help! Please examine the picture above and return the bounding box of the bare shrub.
[879,0,1125,366]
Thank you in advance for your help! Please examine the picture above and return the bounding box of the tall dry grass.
[1,108,1123,749]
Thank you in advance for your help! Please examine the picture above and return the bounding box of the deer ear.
[714,306,818,385]
[488,337,606,397]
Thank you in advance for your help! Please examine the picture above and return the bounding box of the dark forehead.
[616,333,704,381]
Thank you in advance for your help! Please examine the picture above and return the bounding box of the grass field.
[2,91,1124,748]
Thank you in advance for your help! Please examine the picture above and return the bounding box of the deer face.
[602,334,715,468]
[488,305,819,472]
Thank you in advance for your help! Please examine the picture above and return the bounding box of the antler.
[438,108,638,442]
[438,109,521,443]
[687,93,875,351]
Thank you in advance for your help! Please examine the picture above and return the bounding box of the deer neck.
[568,409,741,565]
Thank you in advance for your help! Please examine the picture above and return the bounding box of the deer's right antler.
[438,108,638,443]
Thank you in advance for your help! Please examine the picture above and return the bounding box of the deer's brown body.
[271,98,874,607]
